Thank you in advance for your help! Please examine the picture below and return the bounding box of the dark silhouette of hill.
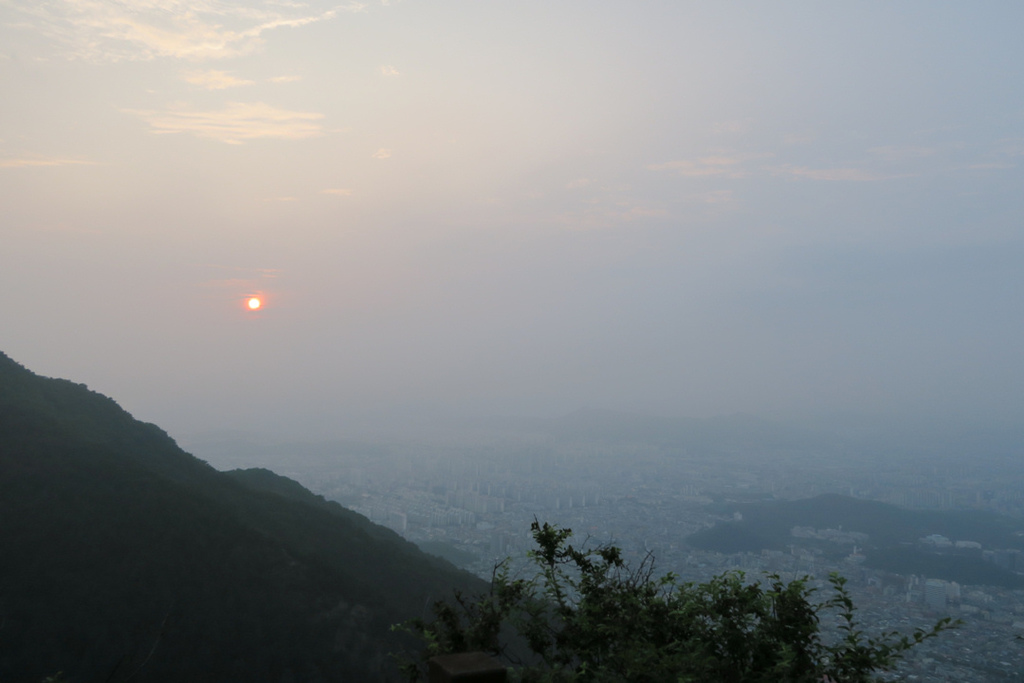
[0,352,483,682]
[688,493,1024,587]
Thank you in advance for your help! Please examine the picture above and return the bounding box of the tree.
[397,521,954,682]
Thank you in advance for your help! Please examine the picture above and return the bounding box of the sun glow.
[247,297,262,311]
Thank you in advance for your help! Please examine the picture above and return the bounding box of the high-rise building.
[924,579,947,611]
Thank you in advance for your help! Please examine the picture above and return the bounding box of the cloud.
[783,132,816,145]
[0,156,96,168]
[995,137,1024,157]
[254,268,281,278]
[549,196,667,231]
[200,277,255,289]
[268,75,302,84]
[648,155,749,178]
[372,148,392,159]
[7,0,365,62]
[379,65,400,77]
[199,265,282,278]
[197,266,282,293]
[957,139,1023,171]
[650,152,901,183]
[566,178,592,189]
[691,190,736,205]
[711,119,754,135]
[868,146,936,163]
[321,188,353,196]
[182,69,254,90]
[769,165,885,182]
[967,162,1015,170]
[555,206,666,231]
[624,206,667,219]
[125,102,325,144]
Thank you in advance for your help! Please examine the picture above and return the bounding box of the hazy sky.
[2,1,1022,438]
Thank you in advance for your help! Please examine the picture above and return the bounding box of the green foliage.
[398,521,955,682]
[0,351,486,682]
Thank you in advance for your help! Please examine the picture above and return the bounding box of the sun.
[247,297,262,311]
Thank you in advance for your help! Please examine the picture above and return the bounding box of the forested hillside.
[0,352,483,682]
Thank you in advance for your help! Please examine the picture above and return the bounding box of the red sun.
[247,297,262,311]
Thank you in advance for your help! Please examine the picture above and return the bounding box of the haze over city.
[2,1,1023,439]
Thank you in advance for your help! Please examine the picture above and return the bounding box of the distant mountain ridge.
[469,408,841,454]
[688,493,1024,587]
[471,407,1024,463]
[0,352,482,682]
[544,408,840,452]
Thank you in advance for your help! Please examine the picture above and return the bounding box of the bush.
[397,521,954,682]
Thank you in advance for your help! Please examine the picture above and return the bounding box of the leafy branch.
[396,521,958,682]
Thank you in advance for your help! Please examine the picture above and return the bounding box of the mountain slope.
[687,493,1024,587]
[0,352,483,682]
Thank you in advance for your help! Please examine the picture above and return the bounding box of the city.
[189,423,1024,682]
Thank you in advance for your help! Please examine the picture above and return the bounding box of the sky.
[1,1,1023,439]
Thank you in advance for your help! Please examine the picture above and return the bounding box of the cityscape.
[187,420,1024,682]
